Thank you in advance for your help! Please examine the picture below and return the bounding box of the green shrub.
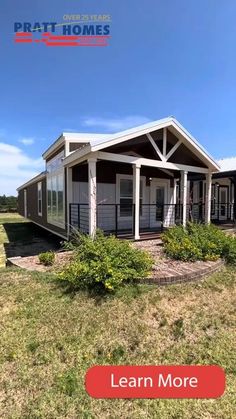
[38,251,55,266]
[162,223,231,262]
[58,230,153,291]
[223,236,236,265]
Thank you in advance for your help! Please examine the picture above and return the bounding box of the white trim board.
[63,117,220,172]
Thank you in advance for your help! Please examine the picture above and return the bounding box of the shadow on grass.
[48,275,152,305]
[3,222,61,258]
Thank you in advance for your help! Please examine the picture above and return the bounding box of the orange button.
[86,365,225,399]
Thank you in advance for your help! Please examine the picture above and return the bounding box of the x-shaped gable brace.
[147,131,182,162]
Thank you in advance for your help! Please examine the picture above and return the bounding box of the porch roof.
[63,117,220,173]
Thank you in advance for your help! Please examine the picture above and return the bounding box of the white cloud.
[19,137,35,145]
[0,142,44,196]
[82,115,151,132]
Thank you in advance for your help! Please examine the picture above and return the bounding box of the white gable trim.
[146,133,165,161]
[62,117,220,172]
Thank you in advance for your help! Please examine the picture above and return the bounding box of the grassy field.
[0,213,26,267]
[0,213,60,264]
[0,268,236,417]
[0,215,236,418]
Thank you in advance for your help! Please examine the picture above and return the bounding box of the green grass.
[0,213,60,262]
[0,213,29,266]
[0,212,26,225]
[0,266,236,418]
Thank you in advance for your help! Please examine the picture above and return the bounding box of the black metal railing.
[69,202,235,237]
[69,203,89,234]
[211,202,235,224]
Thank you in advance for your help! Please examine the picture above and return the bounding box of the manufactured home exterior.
[18,117,222,240]
[190,159,236,224]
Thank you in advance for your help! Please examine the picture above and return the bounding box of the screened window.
[119,177,143,217]
[120,179,133,217]
[46,151,65,227]
[37,182,42,216]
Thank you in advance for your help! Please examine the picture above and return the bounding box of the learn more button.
[85,365,225,399]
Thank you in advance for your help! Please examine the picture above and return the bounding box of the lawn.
[0,213,26,267]
[0,267,235,418]
[0,215,236,418]
[0,213,60,265]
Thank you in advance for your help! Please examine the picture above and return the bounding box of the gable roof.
[64,117,220,171]
[217,157,236,172]
[17,171,46,191]
[42,132,110,160]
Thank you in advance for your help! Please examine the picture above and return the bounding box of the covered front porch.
[63,119,219,240]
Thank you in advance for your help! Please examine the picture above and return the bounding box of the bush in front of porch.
[58,230,153,291]
[162,223,236,263]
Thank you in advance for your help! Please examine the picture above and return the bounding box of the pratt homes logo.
[14,14,111,47]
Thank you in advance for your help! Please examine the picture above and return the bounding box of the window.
[119,176,143,217]
[120,178,133,217]
[46,151,65,227]
[37,182,42,216]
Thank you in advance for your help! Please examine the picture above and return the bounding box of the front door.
[150,181,168,227]
[219,186,228,221]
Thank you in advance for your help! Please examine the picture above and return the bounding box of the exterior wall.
[18,189,24,216]
[45,145,65,162]
[18,176,67,238]
[69,142,88,152]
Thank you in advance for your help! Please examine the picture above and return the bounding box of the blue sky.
[1,0,236,195]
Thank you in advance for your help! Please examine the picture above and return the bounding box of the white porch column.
[133,163,141,240]
[180,170,188,227]
[66,166,73,237]
[205,172,212,224]
[88,158,97,237]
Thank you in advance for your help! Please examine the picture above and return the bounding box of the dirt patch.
[7,251,73,272]
[134,239,206,274]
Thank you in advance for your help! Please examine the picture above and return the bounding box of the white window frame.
[46,151,65,228]
[116,174,145,220]
[37,182,42,216]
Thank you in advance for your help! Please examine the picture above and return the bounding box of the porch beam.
[64,148,94,168]
[133,163,141,240]
[166,139,182,161]
[146,133,165,161]
[96,151,209,174]
[205,172,212,224]
[163,128,167,157]
[181,170,188,227]
[88,158,97,237]
[159,168,174,177]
